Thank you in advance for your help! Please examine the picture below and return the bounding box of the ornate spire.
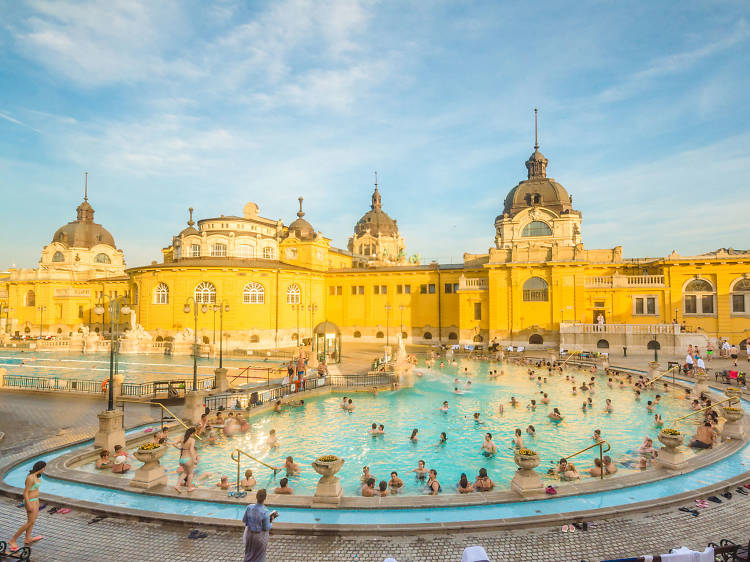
[525,108,548,179]
[371,171,382,211]
[297,196,305,218]
[76,172,94,222]
[187,207,195,227]
[84,171,88,201]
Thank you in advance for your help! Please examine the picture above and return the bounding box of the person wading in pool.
[173,427,197,493]
[480,433,497,456]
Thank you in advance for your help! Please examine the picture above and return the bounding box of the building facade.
[2,141,750,352]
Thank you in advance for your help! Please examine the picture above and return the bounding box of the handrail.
[115,398,201,440]
[644,364,680,387]
[561,350,583,367]
[563,439,611,479]
[231,448,280,494]
[668,396,740,425]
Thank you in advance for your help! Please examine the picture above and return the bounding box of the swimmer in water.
[604,399,614,413]
[510,397,519,407]
[527,399,536,411]
[497,402,504,415]
[472,412,484,424]
[526,424,536,436]
[410,428,419,442]
[266,429,278,448]
[593,429,602,442]
[654,413,663,427]
[480,433,497,456]
[512,428,523,449]
[436,432,448,446]
[453,387,465,395]
[541,393,550,404]
[587,397,593,408]
[548,408,563,421]
[410,460,429,479]
[439,401,449,412]
[571,386,577,396]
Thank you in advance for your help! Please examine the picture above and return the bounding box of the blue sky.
[1,0,749,268]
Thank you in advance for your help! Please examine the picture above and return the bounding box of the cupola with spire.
[285,197,316,241]
[51,172,116,249]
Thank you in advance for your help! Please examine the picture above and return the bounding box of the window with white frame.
[633,295,658,315]
[243,282,264,304]
[154,283,169,304]
[210,243,227,257]
[132,284,139,305]
[522,277,549,302]
[286,283,301,304]
[731,278,750,314]
[263,247,274,260]
[237,245,254,258]
[194,282,216,304]
[683,279,715,315]
[190,244,201,257]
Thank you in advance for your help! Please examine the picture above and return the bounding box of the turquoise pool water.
[81,360,703,495]
[4,398,749,526]
[0,351,281,383]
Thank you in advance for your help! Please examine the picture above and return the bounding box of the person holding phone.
[242,488,278,561]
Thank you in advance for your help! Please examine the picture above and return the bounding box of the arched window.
[401,332,408,339]
[647,340,661,350]
[448,332,458,340]
[353,330,362,338]
[597,339,610,349]
[238,245,254,258]
[423,331,433,340]
[243,282,265,304]
[210,243,227,257]
[155,335,164,342]
[52,251,64,262]
[25,290,35,307]
[263,247,274,260]
[94,253,111,264]
[286,284,301,304]
[154,283,169,304]
[529,334,543,345]
[731,278,750,314]
[684,278,715,315]
[521,221,552,237]
[250,334,260,343]
[473,334,483,343]
[523,277,549,301]
[194,282,216,304]
[376,331,384,339]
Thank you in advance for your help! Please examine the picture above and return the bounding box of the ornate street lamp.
[94,296,131,411]
[213,301,230,369]
[384,304,392,346]
[184,297,208,390]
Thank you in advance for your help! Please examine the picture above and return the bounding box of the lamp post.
[291,302,304,346]
[184,297,208,391]
[213,300,230,369]
[94,296,131,411]
[38,305,47,339]
[307,303,318,341]
[384,304,392,346]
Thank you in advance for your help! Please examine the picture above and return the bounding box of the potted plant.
[722,406,744,423]
[514,449,540,470]
[657,428,683,449]
[133,441,166,465]
[312,455,345,478]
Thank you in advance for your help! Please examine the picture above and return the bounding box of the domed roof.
[52,198,116,249]
[499,147,574,218]
[354,184,399,237]
[285,197,316,241]
[179,207,200,237]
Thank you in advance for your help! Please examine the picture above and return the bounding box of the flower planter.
[511,452,542,495]
[311,456,345,505]
[657,430,684,450]
[721,407,745,441]
[130,445,167,489]
[657,430,691,470]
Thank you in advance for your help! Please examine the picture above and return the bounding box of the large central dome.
[500,148,574,218]
[353,185,399,237]
[52,198,116,248]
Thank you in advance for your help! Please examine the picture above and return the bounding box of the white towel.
[660,546,714,561]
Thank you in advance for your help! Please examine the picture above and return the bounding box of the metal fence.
[1,374,102,393]
[2,373,214,397]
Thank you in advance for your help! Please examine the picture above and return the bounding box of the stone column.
[183,390,205,425]
[112,373,124,401]
[214,368,228,392]
[94,409,125,452]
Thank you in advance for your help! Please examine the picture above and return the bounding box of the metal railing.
[563,440,611,480]
[116,398,201,440]
[668,396,740,426]
[644,364,680,387]
[231,448,280,494]
[328,373,396,387]
[1,374,102,393]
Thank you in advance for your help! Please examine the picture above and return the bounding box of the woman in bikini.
[425,469,441,495]
[9,460,46,552]
[174,427,197,492]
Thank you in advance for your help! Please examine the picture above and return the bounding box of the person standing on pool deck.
[8,460,46,552]
[480,433,497,456]
[242,488,278,562]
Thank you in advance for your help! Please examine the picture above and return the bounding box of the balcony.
[458,276,488,291]
[560,323,680,335]
[585,275,665,289]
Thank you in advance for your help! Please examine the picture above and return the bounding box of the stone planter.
[311,456,345,505]
[130,445,167,489]
[657,430,691,470]
[694,372,709,397]
[725,387,742,400]
[511,452,543,495]
[648,361,660,381]
[721,407,745,441]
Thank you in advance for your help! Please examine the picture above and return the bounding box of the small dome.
[285,197,316,241]
[179,207,199,237]
[52,198,116,249]
[353,184,399,237]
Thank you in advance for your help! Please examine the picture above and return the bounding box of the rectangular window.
[329,286,336,296]
[403,284,410,294]
[646,297,656,315]
[210,243,227,257]
[374,286,380,295]
[336,286,342,295]
[351,286,357,296]
[685,295,697,314]
[474,302,482,320]
[635,296,658,315]
[445,283,453,294]
[380,285,387,294]
[733,294,746,313]
[263,247,273,259]
[428,284,436,294]
[397,285,402,294]
[635,298,644,315]
[701,294,714,314]
[358,285,364,295]
[420,284,427,294]
[78,305,84,318]
[190,244,200,257]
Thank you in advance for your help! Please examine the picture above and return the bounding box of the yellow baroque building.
[2,140,750,354]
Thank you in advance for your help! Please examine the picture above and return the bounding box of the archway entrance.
[313,321,341,364]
